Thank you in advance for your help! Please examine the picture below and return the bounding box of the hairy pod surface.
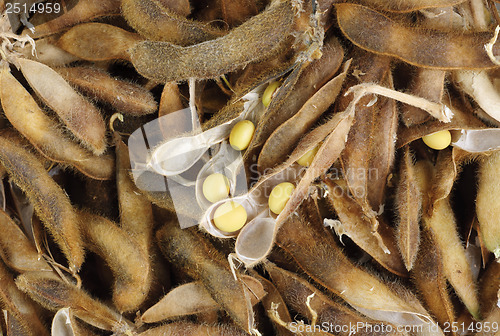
[130,0,295,82]
[0,67,114,180]
[0,135,84,271]
[121,0,223,45]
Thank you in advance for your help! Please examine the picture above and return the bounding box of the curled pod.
[130,0,295,82]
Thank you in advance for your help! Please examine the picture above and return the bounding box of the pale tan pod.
[15,271,130,333]
[423,198,481,319]
[17,36,81,67]
[141,275,265,323]
[25,0,121,38]
[57,67,157,116]
[17,58,107,155]
[79,210,151,313]
[57,23,144,61]
[0,67,114,180]
[0,135,85,272]
[476,150,500,259]
[0,209,51,273]
[0,260,49,336]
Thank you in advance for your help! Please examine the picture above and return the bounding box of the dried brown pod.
[0,134,84,272]
[247,36,344,163]
[156,219,255,334]
[258,58,348,169]
[17,36,81,67]
[266,262,401,336]
[140,275,265,323]
[121,0,223,45]
[476,150,500,259]
[323,179,407,276]
[58,23,144,61]
[336,3,500,69]
[138,322,250,336]
[51,308,100,336]
[428,148,458,214]
[423,196,481,319]
[337,51,396,219]
[129,0,295,82]
[0,260,49,336]
[358,0,466,12]
[248,271,295,336]
[78,210,151,313]
[57,66,157,116]
[396,95,488,148]
[276,201,440,335]
[15,271,130,333]
[25,0,121,38]
[212,0,261,27]
[401,69,446,126]
[413,229,456,332]
[115,135,154,254]
[17,58,107,155]
[157,0,191,17]
[479,261,500,315]
[0,67,114,180]
[394,146,422,271]
[0,209,51,273]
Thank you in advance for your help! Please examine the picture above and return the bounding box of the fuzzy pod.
[0,135,84,272]
[423,197,481,319]
[17,58,107,155]
[394,147,422,271]
[130,0,295,82]
[121,0,222,45]
[0,209,51,273]
[0,67,114,180]
[0,261,49,336]
[276,201,441,335]
[476,150,500,259]
[25,0,121,38]
[336,3,500,69]
[156,218,254,333]
[57,66,157,116]
[78,210,151,313]
[15,271,129,332]
[266,263,401,336]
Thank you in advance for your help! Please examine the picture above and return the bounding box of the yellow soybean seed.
[269,182,295,215]
[229,120,255,151]
[262,81,281,107]
[203,173,230,203]
[422,130,451,150]
[213,201,247,233]
[297,145,320,167]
